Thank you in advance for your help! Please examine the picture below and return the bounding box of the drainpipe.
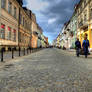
[18,5,21,50]
[0,0,1,16]
[0,0,2,52]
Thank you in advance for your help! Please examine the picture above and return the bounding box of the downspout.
[18,6,20,49]
[0,0,2,49]
[0,0,1,16]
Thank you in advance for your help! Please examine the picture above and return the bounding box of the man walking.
[82,34,90,58]
[75,38,81,57]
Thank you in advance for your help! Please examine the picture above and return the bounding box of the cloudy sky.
[23,0,80,43]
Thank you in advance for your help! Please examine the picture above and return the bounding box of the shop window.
[13,29,16,42]
[1,0,6,9]
[0,24,5,39]
[7,26,11,40]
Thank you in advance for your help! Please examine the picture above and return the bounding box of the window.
[19,14,22,24]
[84,10,87,22]
[23,17,25,26]
[80,5,82,12]
[8,1,12,14]
[84,13,87,22]
[13,29,16,41]
[0,24,5,39]
[24,20,27,28]
[78,8,80,15]
[1,0,6,9]
[14,7,17,19]
[84,0,86,6]
[90,8,92,19]
[7,26,11,40]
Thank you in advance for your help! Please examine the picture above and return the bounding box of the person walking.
[82,34,90,58]
[75,38,81,57]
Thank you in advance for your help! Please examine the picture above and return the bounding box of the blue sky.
[23,0,80,43]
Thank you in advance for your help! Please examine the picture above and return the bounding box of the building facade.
[31,13,38,48]
[55,0,92,50]
[18,7,32,50]
[37,25,42,48]
[0,0,48,51]
[0,0,20,50]
[77,0,92,49]
[69,9,77,49]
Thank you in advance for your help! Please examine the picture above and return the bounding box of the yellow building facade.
[56,35,61,47]
[77,0,92,48]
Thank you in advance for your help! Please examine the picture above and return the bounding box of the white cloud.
[48,18,57,24]
[24,0,49,11]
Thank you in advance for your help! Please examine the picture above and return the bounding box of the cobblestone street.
[0,48,92,92]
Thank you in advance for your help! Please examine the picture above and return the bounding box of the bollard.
[31,48,33,53]
[12,48,14,59]
[1,48,3,62]
[19,47,20,56]
[24,48,25,55]
[27,48,28,54]
[30,48,31,53]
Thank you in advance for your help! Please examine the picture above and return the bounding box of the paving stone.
[0,48,92,92]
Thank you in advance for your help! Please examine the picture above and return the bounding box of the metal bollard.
[27,48,28,54]
[1,48,3,62]
[31,48,33,53]
[12,48,14,59]
[19,47,20,56]
[30,48,31,53]
[24,48,25,55]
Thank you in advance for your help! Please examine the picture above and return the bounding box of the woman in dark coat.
[75,38,81,57]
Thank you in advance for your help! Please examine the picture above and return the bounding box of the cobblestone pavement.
[0,48,92,92]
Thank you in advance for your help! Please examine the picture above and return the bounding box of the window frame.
[8,1,12,15]
[0,24,5,39]
[1,0,6,9]
[14,6,17,19]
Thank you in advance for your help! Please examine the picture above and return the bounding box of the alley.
[0,48,92,92]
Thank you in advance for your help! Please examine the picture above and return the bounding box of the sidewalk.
[0,48,43,62]
[62,49,92,58]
